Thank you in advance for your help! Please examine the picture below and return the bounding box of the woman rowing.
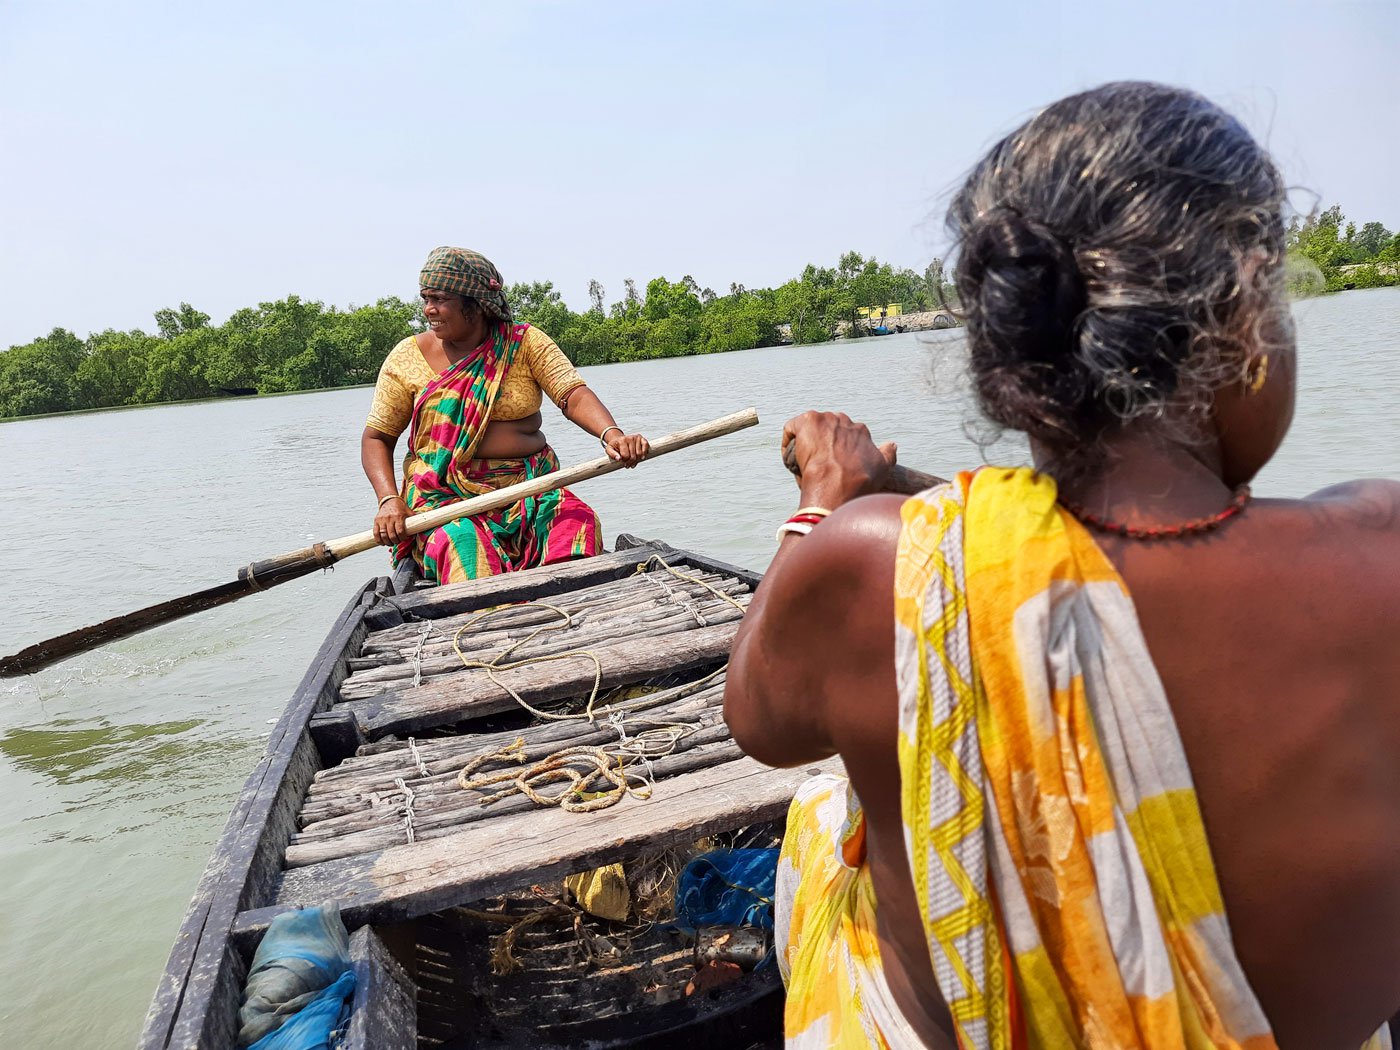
[727,83,1399,1047]
[361,248,648,582]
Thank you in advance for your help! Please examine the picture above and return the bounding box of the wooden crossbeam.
[343,621,740,738]
[364,545,672,629]
[232,755,842,939]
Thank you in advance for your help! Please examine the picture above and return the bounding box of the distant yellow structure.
[857,303,903,319]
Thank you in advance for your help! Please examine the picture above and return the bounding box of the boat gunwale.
[139,574,390,1048]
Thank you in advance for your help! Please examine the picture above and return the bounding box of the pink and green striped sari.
[392,322,601,584]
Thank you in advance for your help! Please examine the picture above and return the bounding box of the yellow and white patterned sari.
[776,467,1388,1049]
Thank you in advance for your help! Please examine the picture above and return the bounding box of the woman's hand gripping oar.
[780,413,946,496]
[0,408,760,678]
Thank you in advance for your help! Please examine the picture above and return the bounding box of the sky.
[1,0,1396,348]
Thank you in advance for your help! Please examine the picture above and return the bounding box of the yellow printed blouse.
[364,326,586,438]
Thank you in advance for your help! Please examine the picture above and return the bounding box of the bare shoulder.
[1303,478,1400,533]
[807,492,906,575]
[1273,479,1400,634]
[724,493,906,767]
[765,492,907,638]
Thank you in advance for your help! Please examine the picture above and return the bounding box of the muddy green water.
[2,287,1397,1046]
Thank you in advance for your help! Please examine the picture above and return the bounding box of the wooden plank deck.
[142,539,807,1049]
[364,545,678,629]
[341,927,416,1050]
[235,543,804,933]
[232,754,840,938]
[346,621,741,736]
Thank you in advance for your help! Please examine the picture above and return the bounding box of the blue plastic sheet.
[674,848,780,931]
[248,972,356,1050]
[238,903,356,1048]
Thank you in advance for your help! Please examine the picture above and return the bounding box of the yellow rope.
[447,557,743,814]
[451,602,606,722]
[634,555,749,614]
[457,743,656,812]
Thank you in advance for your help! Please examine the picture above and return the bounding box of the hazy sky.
[2,0,1396,347]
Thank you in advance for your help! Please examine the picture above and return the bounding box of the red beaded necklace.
[1059,485,1251,541]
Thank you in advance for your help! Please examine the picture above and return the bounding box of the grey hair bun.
[957,206,1092,444]
[948,81,1289,465]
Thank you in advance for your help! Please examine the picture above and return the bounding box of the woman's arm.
[361,427,408,546]
[725,412,902,767]
[560,386,649,466]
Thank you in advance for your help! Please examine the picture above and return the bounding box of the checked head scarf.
[419,246,513,322]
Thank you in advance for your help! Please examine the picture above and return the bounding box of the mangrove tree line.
[0,251,952,419]
[4,204,1395,421]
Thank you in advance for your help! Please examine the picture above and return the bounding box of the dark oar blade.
[1,547,342,677]
[0,578,253,677]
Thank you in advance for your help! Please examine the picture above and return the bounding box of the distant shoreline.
[0,382,376,425]
[4,289,1394,425]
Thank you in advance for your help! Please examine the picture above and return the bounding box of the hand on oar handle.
[781,411,947,500]
[603,430,650,467]
[373,495,409,546]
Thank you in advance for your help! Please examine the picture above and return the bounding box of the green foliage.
[2,250,958,418]
[1286,205,1399,297]
[1344,264,1395,290]
[506,280,573,337]
[77,328,158,408]
[0,328,84,415]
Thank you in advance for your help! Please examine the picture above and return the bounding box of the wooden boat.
[139,535,837,1049]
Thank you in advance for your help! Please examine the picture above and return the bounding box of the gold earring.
[1246,354,1269,395]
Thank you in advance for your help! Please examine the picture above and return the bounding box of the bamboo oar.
[0,408,760,677]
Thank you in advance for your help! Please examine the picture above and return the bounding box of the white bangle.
[775,521,814,542]
[599,425,624,448]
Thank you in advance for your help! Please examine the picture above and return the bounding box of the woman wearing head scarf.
[727,84,1399,1048]
[360,247,648,583]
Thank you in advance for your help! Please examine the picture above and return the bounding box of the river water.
[1,287,1397,1047]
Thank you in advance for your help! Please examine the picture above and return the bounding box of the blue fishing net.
[673,848,780,931]
[238,902,356,1049]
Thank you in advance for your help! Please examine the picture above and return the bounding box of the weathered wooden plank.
[309,709,367,766]
[352,577,746,670]
[300,704,726,825]
[307,676,727,797]
[232,755,841,938]
[138,578,386,1050]
[341,926,417,1050]
[363,545,671,629]
[345,621,739,738]
[285,736,744,867]
[668,547,763,590]
[362,568,719,648]
[338,600,746,701]
[387,559,419,599]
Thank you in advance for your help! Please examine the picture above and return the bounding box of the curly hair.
[948,82,1291,472]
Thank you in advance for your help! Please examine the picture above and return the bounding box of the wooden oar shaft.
[237,408,760,585]
[1,408,759,678]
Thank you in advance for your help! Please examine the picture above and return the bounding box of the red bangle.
[776,510,831,542]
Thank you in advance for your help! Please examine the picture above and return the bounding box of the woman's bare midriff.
[474,412,548,459]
